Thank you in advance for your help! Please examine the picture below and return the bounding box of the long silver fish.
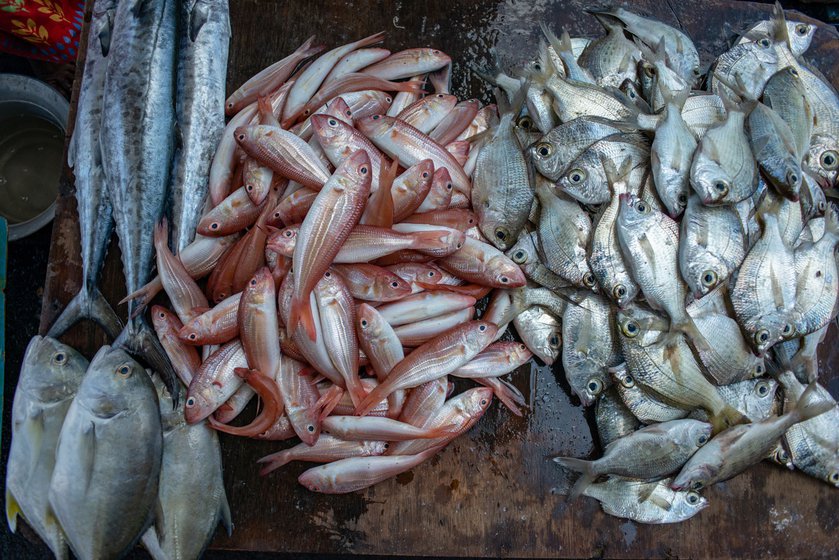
[141,379,232,560]
[6,337,88,560]
[101,0,180,395]
[49,346,162,560]
[47,0,121,340]
[169,0,230,252]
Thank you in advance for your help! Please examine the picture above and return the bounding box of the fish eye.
[345,109,352,116]
[642,64,655,78]
[372,115,381,120]
[774,448,790,463]
[533,62,542,71]
[428,271,436,277]
[327,118,338,126]
[756,381,770,397]
[686,491,701,505]
[781,323,794,337]
[795,23,809,36]
[755,329,770,344]
[246,183,254,192]
[678,193,688,205]
[117,364,131,376]
[583,272,596,288]
[755,363,764,375]
[436,94,444,98]
[821,150,838,170]
[480,398,488,406]
[519,344,527,351]
[478,324,487,332]
[359,165,369,175]
[390,281,400,288]
[236,133,245,141]
[701,270,718,287]
[210,222,219,230]
[627,89,636,99]
[500,276,509,284]
[828,471,839,485]
[495,228,508,241]
[324,271,332,278]
[385,96,392,103]
[787,170,800,185]
[250,278,257,286]
[549,334,560,347]
[568,169,586,184]
[586,378,603,395]
[446,183,453,190]
[284,230,293,237]
[620,373,635,388]
[360,319,368,328]
[621,320,640,338]
[692,480,704,490]
[535,142,553,158]
[758,37,771,48]
[188,333,197,340]
[714,181,729,196]
[158,311,166,318]
[512,250,527,264]
[422,171,430,178]
[819,201,827,212]
[636,201,649,213]
[789,67,799,77]
[518,116,534,130]
[307,425,315,432]
[53,351,66,364]
[613,284,627,299]
[697,434,709,446]
[186,397,196,407]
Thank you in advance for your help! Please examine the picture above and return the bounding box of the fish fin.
[258,449,292,475]
[552,457,595,501]
[539,23,567,74]
[188,0,210,42]
[115,320,181,405]
[646,491,674,511]
[482,378,523,416]
[600,155,634,191]
[344,374,369,409]
[770,1,791,46]
[97,6,114,56]
[446,141,470,167]
[140,527,165,560]
[364,158,397,228]
[219,488,234,536]
[710,404,749,435]
[289,296,317,342]
[790,382,835,423]
[5,489,20,532]
[354,379,391,416]
[47,287,124,341]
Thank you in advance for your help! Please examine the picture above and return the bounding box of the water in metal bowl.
[0,74,69,240]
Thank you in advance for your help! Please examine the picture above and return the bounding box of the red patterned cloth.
[0,0,84,63]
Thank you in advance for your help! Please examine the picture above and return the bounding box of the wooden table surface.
[35,0,839,557]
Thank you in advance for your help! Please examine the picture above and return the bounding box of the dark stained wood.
[34,0,839,557]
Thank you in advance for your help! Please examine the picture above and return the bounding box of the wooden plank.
[34,0,839,557]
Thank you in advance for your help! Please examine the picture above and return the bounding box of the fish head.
[463,321,499,350]
[801,172,828,219]
[516,308,561,365]
[611,280,639,308]
[569,369,609,407]
[481,208,518,250]
[510,342,534,364]
[747,311,796,355]
[363,440,390,456]
[530,138,564,180]
[325,96,354,123]
[430,166,453,196]
[764,157,803,202]
[427,93,458,115]
[671,461,718,492]
[616,193,657,231]
[674,489,709,518]
[557,154,606,204]
[487,254,527,287]
[399,159,435,192]
[805,136,839,190]
[334,149,372,189]
[184,384,216,424]
[267,225,299,256]
[683,255,726,298]
[616,305,668,345]
[768,442,795,470]
[21,335,88,403]
[298,467,333,493]
[311,113,352,148]
[152,304,183,336]
[788,22,816,57]
[681,420,713,452]
[288,405,320,446]
[77,346,151,419]
[355,114,394,139]
[367,268,412,300]
[690,160,733,205]
[356,303,389,343]
[243,267,275,306]
[458,387,495,417]
[506,233,538,268]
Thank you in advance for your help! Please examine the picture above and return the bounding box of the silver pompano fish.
[582,477,707,524]
[101,0,180,395]
[49,346,162,560]
[6,337,89,560]
[529,116,621,181]
[679,194,746,298]
[48,0,121,340]
[778,372,839,487]
[169,0,230,252]
[141,379,232,560]
[472,96,532,250]
[651,88,696,217]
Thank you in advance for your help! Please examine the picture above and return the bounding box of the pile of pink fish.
[130,33,534,494]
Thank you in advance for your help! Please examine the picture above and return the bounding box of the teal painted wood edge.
[0,217,6,449]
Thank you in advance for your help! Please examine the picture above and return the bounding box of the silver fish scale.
[546,75,637,122]
[611,363,689,423]
[535,182,594,288]
[530,117,621,181]
[709,41,779,101]
[679,194,746,298]
[169,0,230,252]
[595,387,641,447]
[578,20,639,89]
[562,292,622,406]
[763,67,813,162]
[779,372,839,486]
[792,214,839,336]
[507,231,570,290]
[473,113,533,249]
[690,109,757,205]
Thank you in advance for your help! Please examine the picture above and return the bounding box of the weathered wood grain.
[35,0,839,557]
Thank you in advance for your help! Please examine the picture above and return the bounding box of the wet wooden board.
[35,0,839,557]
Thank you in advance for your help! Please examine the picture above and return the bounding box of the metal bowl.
[0,73,69,241]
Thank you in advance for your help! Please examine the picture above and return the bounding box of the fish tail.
[114,319,180,405]
[6,489,19,532]
[288,295,317,342]
[315,385,344,421]
[710,404,749,435]
[487,380,523,417]
[790,382,835,423]
[552,457,595,501]
[257,449,293,475]
[119,279,159,311]
[354,379,391,417]
[47,287,124,340]
[344,371,369,408]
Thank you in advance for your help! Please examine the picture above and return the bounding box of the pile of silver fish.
[7,1,839,558]
[477,2,838,524]
[8,0,232,558]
